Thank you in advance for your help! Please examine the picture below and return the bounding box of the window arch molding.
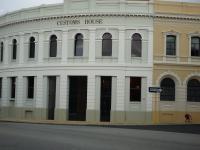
[49,34,57,57]
[29,36,36,58]
[187,78,200,102]
[160,77,176,101]
[131,33,142,57]
[0,41,4,62]
[12,38,17,60]
[102,32,112,56]
[74,33,84,56]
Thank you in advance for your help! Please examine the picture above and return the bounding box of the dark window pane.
[187,79,200,102]
[166,35,176,56]
[11,77,16,99]
[130,77,141,102]
[27,76,34,99]
[12,39,17,60]
[0,42,3,62]
[50,35,57,57]
[29,37,35,58]
[0,78,2,98]
[102,33,112,56]
[74,34,83,56]
[131,33,142,57]
[160,78,175,101]
[191,37,200,57]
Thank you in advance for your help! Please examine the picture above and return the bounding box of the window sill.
[10,98,15,101]
[166,55,177,58]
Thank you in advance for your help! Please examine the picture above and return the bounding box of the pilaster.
[118,29,125,63]
[89,29,96,63]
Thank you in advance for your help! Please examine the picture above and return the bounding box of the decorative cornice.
[0,12,200,28]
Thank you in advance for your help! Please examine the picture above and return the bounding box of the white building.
[0,0,154,123]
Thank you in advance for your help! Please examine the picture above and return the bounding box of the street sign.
[149,87,162,93]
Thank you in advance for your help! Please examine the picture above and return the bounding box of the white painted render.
[0,0,154,122]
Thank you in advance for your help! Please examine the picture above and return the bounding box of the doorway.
[100,76,112,122]
[47,76,56,120]
[68,76,87,121]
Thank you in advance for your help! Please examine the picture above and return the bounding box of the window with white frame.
[0,42,3,62]
[166,35,176,56]
[12,39,17,60]
[49,35,57,57]
[102,33,112,56]
[74,33,83,56]
[191,36,200,57]
[131,33,142,57]
[29,37,35,59]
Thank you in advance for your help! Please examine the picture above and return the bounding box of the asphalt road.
[0,122,200,150]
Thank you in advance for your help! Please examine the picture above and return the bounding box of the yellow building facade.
[153,1,200,124]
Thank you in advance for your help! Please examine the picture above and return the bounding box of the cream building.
[0,0,154,124]
[153,1,200,124]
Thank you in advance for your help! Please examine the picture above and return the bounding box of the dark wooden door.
[100,77,112,122]
[69,76,87,121]
[48,76,56,120]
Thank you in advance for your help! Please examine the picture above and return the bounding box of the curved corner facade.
[0,0,154,124]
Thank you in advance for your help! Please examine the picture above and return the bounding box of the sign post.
[149,87,162,124]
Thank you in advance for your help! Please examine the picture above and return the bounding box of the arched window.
[191,36,200,57]
[166,35,176,56]
[102,33,112,56]
[12,39,17,60]
[187,79,200,102]
[74,33,83,56]
[49,35,57,57]
[0,42,3,62]
[160,78,175,101]
[29,37,35,58]
[131,33,142,57]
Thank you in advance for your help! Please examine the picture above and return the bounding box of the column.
[118,29,125,63]
[15,76,24,119]
[3,38,9,65]
[148,29,153,65]
[19,34,24,64]
[38,32,44,63]
[86,75,96,122]
[1,78,8,118]
[61,31,68,62]
[114,75,125,122]
[35,75,46,120]
[55,75,67,121]
[89,29,96,62]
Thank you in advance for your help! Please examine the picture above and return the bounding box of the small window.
[102,33,112,56]
[187,79,200,102]
[74,33,83,56]
[27,76,34,99]
[10,77,16,99]
[191,37,200,57]
[29,37,35,58]
[160,78,175,101]
[0,42,3,62]
[166,35,176,56]
[49,35,57,57]
[130,77,141,102]
[131,33,142,57]
[0,78,2,98]
[12,39,17,60]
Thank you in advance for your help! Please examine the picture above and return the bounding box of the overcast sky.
[0,0,199,15]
